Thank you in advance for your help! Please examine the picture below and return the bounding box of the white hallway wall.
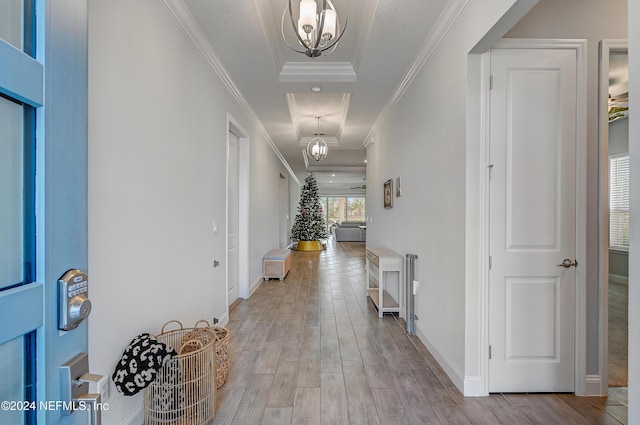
[367,0,636,403]
[87,1,289,424]
[365,0,537,392]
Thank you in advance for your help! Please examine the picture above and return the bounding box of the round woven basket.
[192,320,231,389]
[144,320,216,425]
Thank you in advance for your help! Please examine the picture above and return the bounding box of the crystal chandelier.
[281,0,347,58]
[306,116,328,161]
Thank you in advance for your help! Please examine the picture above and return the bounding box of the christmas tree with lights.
[291,173,327,250]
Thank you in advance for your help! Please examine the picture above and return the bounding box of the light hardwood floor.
[215,240,627,425]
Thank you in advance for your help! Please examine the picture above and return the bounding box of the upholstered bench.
[263,249,291,280]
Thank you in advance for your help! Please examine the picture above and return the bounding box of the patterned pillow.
[112,333,177,396]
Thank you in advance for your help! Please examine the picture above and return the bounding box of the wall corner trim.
[463,375,485,397]
[584,375,604,396]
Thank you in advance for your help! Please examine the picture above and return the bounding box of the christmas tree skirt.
[296,240,323,251]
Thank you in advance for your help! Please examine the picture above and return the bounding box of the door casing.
[226,114,250,309]
[476,38,587,395]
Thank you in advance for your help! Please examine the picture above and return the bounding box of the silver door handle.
[557,258,578,268]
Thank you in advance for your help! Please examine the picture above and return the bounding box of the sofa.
[333,221,366,242]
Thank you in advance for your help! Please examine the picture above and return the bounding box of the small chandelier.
[281,0,347,58]
[307,116,328,161]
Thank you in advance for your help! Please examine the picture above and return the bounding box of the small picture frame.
[396,177,401,197]
[384,179,393,208]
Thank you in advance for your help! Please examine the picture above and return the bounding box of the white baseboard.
[584,374,604,396]
[124,401,143,425]
[463,375,485,396]
[609,273,628,285]
[218,311,229,326]
[415,321,465,394]
[249,277,263,297]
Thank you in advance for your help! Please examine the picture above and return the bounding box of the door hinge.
[487,164,494,180]
[489,256,492,269]
[489,345,492,359]
[490,75,493,90]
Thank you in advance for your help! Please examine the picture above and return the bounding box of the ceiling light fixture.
[281,0,347,58]
[306,116,328,161]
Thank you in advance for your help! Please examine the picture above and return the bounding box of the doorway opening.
[226,115,250,312]
[279,173,289,249]
[598,40,629,402]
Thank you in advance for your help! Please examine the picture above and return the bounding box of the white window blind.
[610,155,629,250]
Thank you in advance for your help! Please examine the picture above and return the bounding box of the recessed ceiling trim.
[307,165,366,172]
[363,0,471,147]
[299,136,340,147]
[279,62,357,83]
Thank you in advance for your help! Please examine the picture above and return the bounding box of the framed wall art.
[384,179,393,208]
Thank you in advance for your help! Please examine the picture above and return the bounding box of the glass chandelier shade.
[282,0,347,58]
[307,137,328,161]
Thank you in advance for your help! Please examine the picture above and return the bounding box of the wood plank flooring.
[608,280,628,387]
[216,239,627,425]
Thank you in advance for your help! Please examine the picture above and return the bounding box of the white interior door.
[227,131,239,306]
[279,174,289,248]
[489,47,578,392]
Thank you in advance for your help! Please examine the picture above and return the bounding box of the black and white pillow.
[112,333,177,396]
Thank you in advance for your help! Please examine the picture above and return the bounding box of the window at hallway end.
[610,155,629,250]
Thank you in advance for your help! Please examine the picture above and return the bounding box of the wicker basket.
[144,321,216,425]
[192,320,230,389]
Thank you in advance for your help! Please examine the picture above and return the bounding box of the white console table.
[366,247,403,317]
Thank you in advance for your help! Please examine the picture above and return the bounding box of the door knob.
[557,258,578,268]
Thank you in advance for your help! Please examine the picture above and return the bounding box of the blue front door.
[1,2,42,424]
[0,1,89,423]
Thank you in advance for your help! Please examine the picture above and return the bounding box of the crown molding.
[254,0,286,74]
[161,0,300,185]
[279,62,357,83]
[350,0,378,72]
[362,0,471,147]
[338,93,351,140]
[285,93,302,141]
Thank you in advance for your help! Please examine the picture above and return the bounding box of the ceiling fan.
[350,183,366,190]
[609,92,629,122]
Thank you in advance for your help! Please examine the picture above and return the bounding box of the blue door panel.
[0,283,43,344]
[0,40,43,106]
